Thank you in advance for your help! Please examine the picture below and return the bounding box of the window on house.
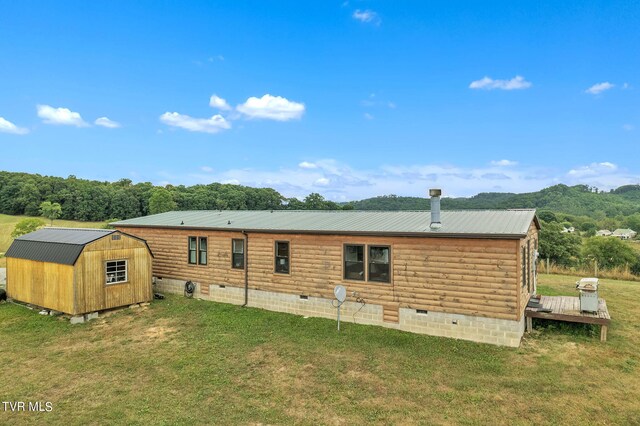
[344,244,365,280]
[368,246,390,283]
[275,241,290,274]
[106,260,127,284]
[199,237,208,265]
[188,237,197,264]
[232,239,245,269]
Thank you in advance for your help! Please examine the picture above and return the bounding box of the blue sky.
[0,1,638,200]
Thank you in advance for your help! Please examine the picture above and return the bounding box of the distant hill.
[349,184,640,219]
[1,169,639,223]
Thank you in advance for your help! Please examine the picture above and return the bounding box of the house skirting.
[154,277,524,347]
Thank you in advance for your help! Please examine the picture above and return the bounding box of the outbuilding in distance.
[5,228,153,315]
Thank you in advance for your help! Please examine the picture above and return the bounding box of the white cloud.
[585,82,614,95]
[159,112,231,133]
[299,161,318,169]
[236,94,305,121]
[172,158,640,202]
[201,166,214,172]
[622,82,630,90]
[364,113,374,120]
[37,104,88,127]
[623,124,634,131]
[353,9,380,25]
[490,159,518,167]
[568,162,617,178]
[469,76,532,91]
[209,95,231,110]
[94,117,121,128]
[0,117,29,135]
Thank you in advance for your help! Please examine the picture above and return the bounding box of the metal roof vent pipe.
[429,188,442,230]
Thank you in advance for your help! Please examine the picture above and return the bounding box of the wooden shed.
[5,228,153,315]
[113,193,540,347]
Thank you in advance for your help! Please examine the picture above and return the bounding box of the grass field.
[0,214,106,268]
[0,274,638,425]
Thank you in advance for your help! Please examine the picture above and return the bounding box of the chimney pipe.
[429,188,442,230]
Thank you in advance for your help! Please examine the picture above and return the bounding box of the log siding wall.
[117,226,524,321]
[517,222,539,319]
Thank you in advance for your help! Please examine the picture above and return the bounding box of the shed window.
[275,241,290,274]
[344,244,364,280]
[188,237,197,264]
[368,246,390,283]
[199,237,208,265]
[106,260,127,284]
[232,239,245,269]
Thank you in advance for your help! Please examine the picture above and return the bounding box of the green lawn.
[0,274,639,425]
[0,214,106,268]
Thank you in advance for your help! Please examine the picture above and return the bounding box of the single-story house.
[596,229,613,237]
[5,228,153,315]
[113,191,539,347]
[612,228,637,240]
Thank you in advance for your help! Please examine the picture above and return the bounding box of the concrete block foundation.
[154,277,524,347]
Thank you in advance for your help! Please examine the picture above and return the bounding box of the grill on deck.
[576,278,599,313]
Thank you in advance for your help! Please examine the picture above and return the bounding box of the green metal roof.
[113,210,539,238]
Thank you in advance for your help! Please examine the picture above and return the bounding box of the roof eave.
[112,223,525,240]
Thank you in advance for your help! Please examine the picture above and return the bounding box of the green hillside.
[351,184,640,218]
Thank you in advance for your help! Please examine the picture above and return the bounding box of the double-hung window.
[368,246,390,283]
[344,244,365,280]
[199,237,208,265]
[232,239,245,269]
[188,236,207,265]
[188,237,198,264]
[275,241,290,274]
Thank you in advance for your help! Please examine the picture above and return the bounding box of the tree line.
[0,171,347,222]
[538,220,640,275]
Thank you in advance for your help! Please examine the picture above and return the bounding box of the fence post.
[595,260,598,278]
[546,258,550,274]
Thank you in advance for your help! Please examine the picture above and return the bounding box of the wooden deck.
[525,295,611,341]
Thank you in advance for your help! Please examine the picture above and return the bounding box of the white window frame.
[105,259,128,285]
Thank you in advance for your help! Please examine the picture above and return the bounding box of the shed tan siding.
[74,234,152,313]
[118,226,522,320]
[6,258,75,314]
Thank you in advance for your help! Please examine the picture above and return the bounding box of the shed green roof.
[113,210,539,239]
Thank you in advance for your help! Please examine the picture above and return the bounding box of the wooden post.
[600,325,608,342]
[526,316,533,333]
[546,258,550,274]
[594,260,598,278]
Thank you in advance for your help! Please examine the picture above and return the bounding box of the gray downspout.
[241,231,249,307]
